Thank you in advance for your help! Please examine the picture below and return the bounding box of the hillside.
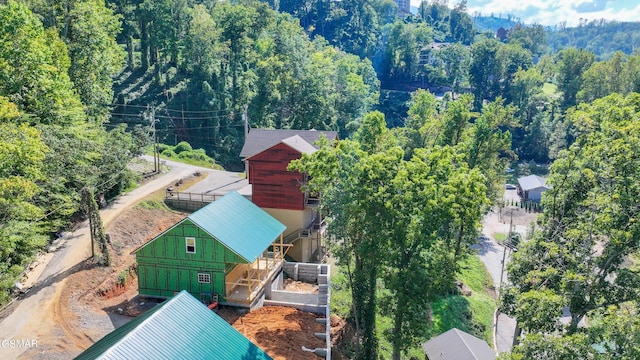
[474,15,518,33]
[546,20,640,59]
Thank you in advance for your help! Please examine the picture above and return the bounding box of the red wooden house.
[240,129,337,262]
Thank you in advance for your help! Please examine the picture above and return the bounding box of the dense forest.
[547,20,640,59]
[1,0,639,358]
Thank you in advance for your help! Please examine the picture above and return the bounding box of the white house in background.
[517,174,551,202]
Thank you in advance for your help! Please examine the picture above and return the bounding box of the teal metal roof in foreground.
[75,291,272,360]
[188,191,286,263]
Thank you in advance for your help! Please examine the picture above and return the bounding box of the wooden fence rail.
[165,191,222,203]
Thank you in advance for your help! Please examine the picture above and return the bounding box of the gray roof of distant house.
[422,328,495,360]
[281,135,318,155]
[240,129,337,159]
[517,175,550,191]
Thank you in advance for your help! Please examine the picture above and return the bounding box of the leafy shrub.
[161,149,177,158]
[117,270,128,286]
[174,141,192,154]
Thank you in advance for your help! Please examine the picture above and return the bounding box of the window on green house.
[186,237,196,253]
[198,273,210,283]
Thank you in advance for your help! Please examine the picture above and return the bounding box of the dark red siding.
[247,143,305,210]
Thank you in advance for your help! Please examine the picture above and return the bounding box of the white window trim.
[185,237,196,254]
[198,273,210,284]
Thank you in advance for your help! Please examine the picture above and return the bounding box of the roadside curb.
[493,308,499,352]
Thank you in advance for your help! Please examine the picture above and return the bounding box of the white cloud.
[409,0,640,27]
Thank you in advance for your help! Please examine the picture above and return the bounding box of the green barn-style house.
[133,191,289,309]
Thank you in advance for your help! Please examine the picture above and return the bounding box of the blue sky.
[410,0,640,26]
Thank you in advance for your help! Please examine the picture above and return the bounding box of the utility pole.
[153,104,160,173]
[243,104,249,137]
[499,212,515,295]
[88,208,95,258]
[148,104,160,173]
[242,104,249,175]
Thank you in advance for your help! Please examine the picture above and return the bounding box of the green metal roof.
[187,191,286,263]
[75,291,272,360]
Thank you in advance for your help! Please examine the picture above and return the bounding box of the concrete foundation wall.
[269,290,320,305]
[164,198,209,211]
[263,300,328,315]
[283,262,323,283]
[265,270,283,298]
[264,262,331,359]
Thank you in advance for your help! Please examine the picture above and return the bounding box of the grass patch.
[459,255,494,291]
[493,233,507,244]
[431,256,496,343]
[542,82,558,96]
[330,270,352,319]
[137,198,169,210]
[147,142,224,170]
[158,152,223,169]
[331,255,496,358]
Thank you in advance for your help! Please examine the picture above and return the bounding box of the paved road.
[478,211,518,354]
[0,158,233,359]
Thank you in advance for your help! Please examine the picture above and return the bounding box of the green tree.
[504,93,640,352]
[327,0,380,58]
[394,89,438,158]
[293,109,493,358]
[437,42,471,94]
[448,0,473,45]
[496,43,533,103]
[67,0,125,120]
[507,23,546,56]
[469,38,501,109]
[419,0,450,36]
[384,146,488,360]
[0,1,84,125]
[536,54,557,83]
[556,48,595,110]
[291,138,391,360]
[381,21,432,81]
[0,122,48,302]
[110,0,140,69]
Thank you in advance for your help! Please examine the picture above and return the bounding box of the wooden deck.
[224,247,290,304]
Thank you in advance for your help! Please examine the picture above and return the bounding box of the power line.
[110,102,236,114]
[103,121,245,131]
[154,113,239,120]
[106,112,241,121]
[163,107,234,115]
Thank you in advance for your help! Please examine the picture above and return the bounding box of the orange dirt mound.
[232,306,326,360]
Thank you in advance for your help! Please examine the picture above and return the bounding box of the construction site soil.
[36,180,346,359]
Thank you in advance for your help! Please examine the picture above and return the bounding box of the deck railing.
[164,191,222,203]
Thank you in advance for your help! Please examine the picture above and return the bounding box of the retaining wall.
[282,262,324,283]
[164,198,209,212]
[264,261,331,359]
